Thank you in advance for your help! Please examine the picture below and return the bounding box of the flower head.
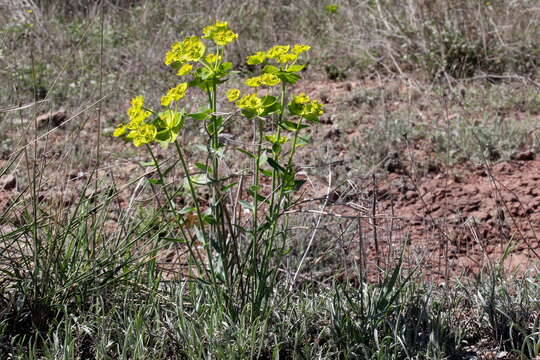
[266,45,290,59]
[127,123,157,147]
[277,53,298,64]
[161,83,188,107]
[202,21,238,46]
[289,93,324,120]
[182,36,206,62]
[227,88,240,102]
[302,100,324,117]
[131,95,144,109]
[164,36,206,65]
[126,95,151,127]
[176,63,193,76]
[244,73,281,87]
[259,73,281,86]
[244,76,263,87]
[325,4,338,13]
[113,124,127,137]
[236,93,263,113]
[247,51,266,65]
[292,93,310,105]
[292,44,311,54]
[205,53,222,64]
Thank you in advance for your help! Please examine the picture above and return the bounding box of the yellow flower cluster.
[244,73,281,87]
[128,123,157,147]
[176,63,193,76]
[247,51,266,65]
[114,96,157,147]
[247,44,310,65]
[227,88,240,102]
[266,45,290,59]
[291,93,324,118]
[161,83,188,107]
[292,44,311,54]
[165,36,206,66]
[202,21,238,46]
[205,53,222,64]
[236,93,264,114]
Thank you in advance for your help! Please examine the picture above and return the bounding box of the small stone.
[511,150,535,161]
[0,174,16,191]
[405,191,417,200]
[36,109,67,130]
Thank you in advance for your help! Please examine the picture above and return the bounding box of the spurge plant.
[113,21,323,321]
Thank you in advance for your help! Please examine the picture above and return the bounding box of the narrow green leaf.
[263,65,279,74]
[267,157,285,173]
[221,181,238,192]
[239,200,253,210]
[287,64,305,73]
[236,148,255,158]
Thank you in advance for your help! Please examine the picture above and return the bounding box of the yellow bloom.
[113,124,127,137]
[259,73,281,86]
[325,4,338,13]
[202,21,238,46]
[127,95,151,125]
[176,63,193,76]
[277,53,298,64]
[126,111,150,129]
[212,30,238,46]
[205,53,222,64]
[247,51,266,65]
[293,93,310,104]
[227,88,240,102]
[236,93,263,112]
[183,36,206,62]
[302,100,324,117]
[266,134,288,144]
[164,42,183,65]
[160,95,172,107]
[164,37,205,65]
[131,95,144,109]
[292,44,311,54]
[202,21,229,38]
[244,76,262,87]
[266,45,290,59]
[128,123,157,147]
[162,83,188,106]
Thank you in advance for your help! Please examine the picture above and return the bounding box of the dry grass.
[1,1,540,358]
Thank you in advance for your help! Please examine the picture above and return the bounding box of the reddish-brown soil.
[2,78,540,283]
[367,156,540,280]
[290,78,540,281]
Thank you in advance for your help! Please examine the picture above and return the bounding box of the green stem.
[172,141,216,282]
[146,144,205,277]
[269,82,287,215]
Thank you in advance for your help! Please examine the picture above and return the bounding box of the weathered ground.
[2,76,540,284]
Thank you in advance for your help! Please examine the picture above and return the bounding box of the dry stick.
[480,164,540,260]
[94,0,105,200]
[441,84,452,283]
[371,174,380,279]
[403,136,454,280]
[89,0,105,260]
[358,216,365,283]
[290,165,333,290]
[6,96,109,162]
[455,87,540,261]
[0,100,48,113]
[462,74,540,90]
[285,209,400,221]
[28,48,40,290]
